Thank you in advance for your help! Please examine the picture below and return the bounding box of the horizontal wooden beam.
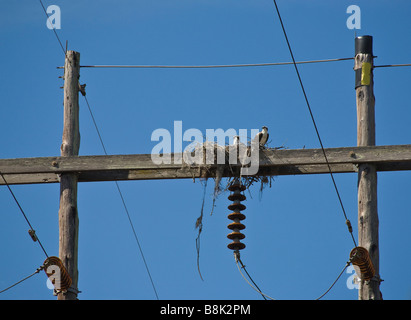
[1,144,411,185]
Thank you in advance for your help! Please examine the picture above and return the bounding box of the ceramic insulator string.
[227,181,247,251]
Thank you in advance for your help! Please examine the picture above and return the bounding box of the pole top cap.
[355,35,373,55]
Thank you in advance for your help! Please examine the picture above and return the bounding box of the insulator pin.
[346,219,353,233]
[350,246,375,281]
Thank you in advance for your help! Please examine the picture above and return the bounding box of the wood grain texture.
[1,145,411,185]
[58,51,80,300]
[355,47,382,300]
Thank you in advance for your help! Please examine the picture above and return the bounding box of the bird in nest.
[255,126,269,149]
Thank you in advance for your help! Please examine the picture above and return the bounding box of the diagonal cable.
[0,264,45,294]
[272,0,357,247]
[82,94,159,300]
[0,173,49,258]
[38,0,66,55]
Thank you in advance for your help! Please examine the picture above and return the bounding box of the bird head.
[262,126,268,131]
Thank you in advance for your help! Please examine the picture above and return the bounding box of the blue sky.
[1,0,411,300]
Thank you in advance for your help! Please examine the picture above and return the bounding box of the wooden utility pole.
[58,50,80,300]
[355,35,382,300]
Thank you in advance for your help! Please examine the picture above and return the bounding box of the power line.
[0,264,44,294]
[0,0,63,293]
[234,252,275,300]
[82,93,159,300]
[0,173,49,258]
[235,249,352,300]
[58,57,353,69]
[316,260,351,300]
[272,0,357,248]
[374,63,411,68]
[38,0,66,55]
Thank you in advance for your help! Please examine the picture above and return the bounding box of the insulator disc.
[228,212,246,221]
[228,203,246,211]
[227,231,245,240]
[43,256,72,292]
[228,184,246,192]
[228,193,246,201]
[350,247,375,281]
[228,242,246,250]
[227,222,246,230]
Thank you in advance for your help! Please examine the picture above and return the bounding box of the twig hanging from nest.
[195,178,208,281]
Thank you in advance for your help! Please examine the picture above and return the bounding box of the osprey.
[256,126,269,148]
[232,135,247,164]
[233,135,240,146]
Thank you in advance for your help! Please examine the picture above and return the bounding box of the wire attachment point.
[79,83,86,96]
[345,219,353,233]
[28,229,38,242]
[349,246,375,281]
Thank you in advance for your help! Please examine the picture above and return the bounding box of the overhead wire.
[82,94,160,300]
[374,63,411,68]
[315,260,352,300]
[67,57,353,69]
[0,0,60,295]
[38,0,66,55]
[60,60,411,71]
[0,173,49,258]
[0,265,45,294]
[234,252,274,300]
[272,0,357,248]
[268,0,358,300]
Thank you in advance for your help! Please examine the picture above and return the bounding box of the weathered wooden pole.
[354,35,382,300]
[58,50,80,300]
